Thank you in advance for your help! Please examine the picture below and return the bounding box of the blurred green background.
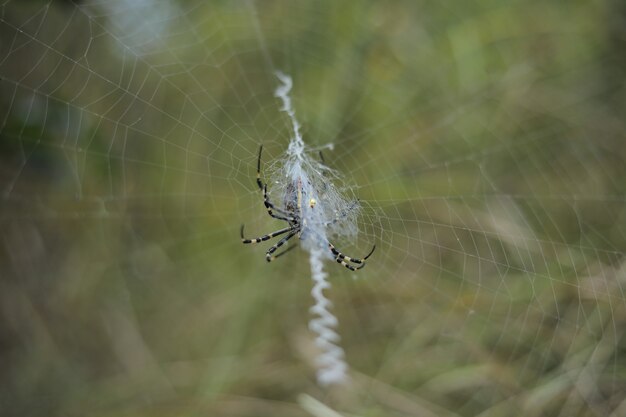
[1,0,626,416]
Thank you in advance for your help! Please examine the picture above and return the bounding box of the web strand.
[274,71,352,385]
[1,1,624,414]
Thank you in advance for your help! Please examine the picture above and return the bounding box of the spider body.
[241,145,375,271]
[283,179,301,218]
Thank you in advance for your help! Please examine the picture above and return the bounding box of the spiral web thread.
[274,72,349,386]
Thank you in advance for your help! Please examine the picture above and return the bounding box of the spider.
[240,145,375,271]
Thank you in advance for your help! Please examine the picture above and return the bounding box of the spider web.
[1,0,626,415]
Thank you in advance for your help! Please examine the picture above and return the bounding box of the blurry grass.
[1,0,626,416]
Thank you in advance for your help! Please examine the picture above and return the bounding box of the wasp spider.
[241,145,375,271]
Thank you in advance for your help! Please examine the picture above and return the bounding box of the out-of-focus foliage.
[1,0,626,416]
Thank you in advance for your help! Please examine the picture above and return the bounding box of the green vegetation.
[1,0,625,415]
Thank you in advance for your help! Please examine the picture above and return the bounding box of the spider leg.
[304,229,375,271]
[328,242,376,271]
[241,224,295,244]
[255,145,297,222]
[263,184,296,221]
[266,231,298,262]
[270,242,298,260]
[336,258,364,271]
[329,242,376,263]
[256,144,264,191]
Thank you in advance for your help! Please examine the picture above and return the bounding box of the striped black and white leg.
[266,231,298,262]
[328,242,376,271]
[241,225,295,244]
[262,184,296,222]
[255,145,296,222]
[269,243,298,260]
